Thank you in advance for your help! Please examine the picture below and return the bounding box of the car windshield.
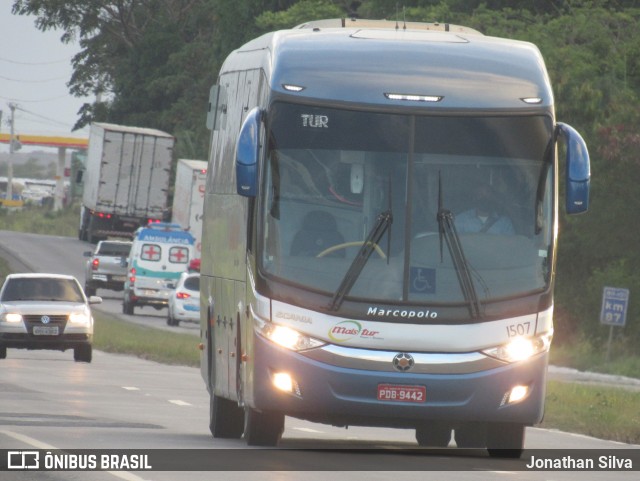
[99,243,131,256]
[259,102,554,309]
[1,278,85,303]
[183,276,200,291]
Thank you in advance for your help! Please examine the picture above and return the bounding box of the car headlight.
[482,331,553,363]
[68,311,91,326]
[2,313,23,323]
[255,319,325,351]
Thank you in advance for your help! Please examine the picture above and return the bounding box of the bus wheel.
[243,407,284,446]
[454,422,487,448]
[209,394,243,439]
[486,423,525,458]
[415,423,452,447]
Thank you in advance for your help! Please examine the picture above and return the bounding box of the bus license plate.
[377,384,426,403]
[33,326,59,336]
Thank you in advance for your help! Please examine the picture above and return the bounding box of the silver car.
[0,273,102,363]
[83,240,132,296]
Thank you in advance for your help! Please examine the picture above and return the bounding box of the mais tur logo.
[328,320,381,343]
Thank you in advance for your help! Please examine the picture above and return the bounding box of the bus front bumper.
[248,334,548,428]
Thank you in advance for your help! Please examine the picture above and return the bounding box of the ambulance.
[122,223,195,315]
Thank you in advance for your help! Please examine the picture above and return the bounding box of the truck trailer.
[171,159,207,256]
[78,122,174,243]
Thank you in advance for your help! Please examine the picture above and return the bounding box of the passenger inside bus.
[454,182,515,235]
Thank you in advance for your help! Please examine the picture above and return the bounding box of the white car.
[0,273,102,362]
[167,273,200,326]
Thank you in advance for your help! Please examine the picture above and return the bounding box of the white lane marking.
[292,427,323,433]
[1,429,54,450]
[0,429,148,481]
[169,400,192,406]
[122,387,140,391]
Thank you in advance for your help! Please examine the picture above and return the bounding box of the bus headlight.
[482,331,553,363]
[256,320,325,352]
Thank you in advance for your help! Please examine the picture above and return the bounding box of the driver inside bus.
[454,182,515,235]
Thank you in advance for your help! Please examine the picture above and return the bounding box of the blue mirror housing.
[557,122,591,215]
[236,107,262,197]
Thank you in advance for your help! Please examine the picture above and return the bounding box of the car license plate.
[112,276,126,282]
[377,384,426,403]
[33,326,59,336]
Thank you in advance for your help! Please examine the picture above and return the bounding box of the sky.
[0,5,92,153]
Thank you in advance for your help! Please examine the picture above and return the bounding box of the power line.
[0,55,72,65]
[0,94,72,104]
[15,105,75,128]
[0,74,69,83]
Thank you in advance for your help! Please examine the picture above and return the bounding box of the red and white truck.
[171,159,207,256]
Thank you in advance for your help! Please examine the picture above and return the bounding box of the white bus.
[199,19,590,457]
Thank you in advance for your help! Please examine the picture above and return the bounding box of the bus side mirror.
[236,107,262,197]
[556,122,590,215]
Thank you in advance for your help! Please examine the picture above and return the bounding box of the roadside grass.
[0,203,80,237]
[550,338,640,379]
[0,256,10,285]
[93,312,200,367]
[542,381,640,444]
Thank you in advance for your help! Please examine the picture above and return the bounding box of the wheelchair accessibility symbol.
[410,267,435,294]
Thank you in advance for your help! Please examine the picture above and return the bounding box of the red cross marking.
[142,245,160,260]
[170,247,188,263]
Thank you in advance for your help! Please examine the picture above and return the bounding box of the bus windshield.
[259,102,554,309]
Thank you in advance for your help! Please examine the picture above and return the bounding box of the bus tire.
[243,407,284,446]
[486,423,525,458]
[209,394,244,439]
[415,423,452,447]
[454,422,487,448]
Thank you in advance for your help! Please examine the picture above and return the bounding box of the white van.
[122,223,195,315]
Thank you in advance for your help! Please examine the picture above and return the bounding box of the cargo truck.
[171,159,207,256]
[78,122,174,243]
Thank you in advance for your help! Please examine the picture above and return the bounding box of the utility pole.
[7,102,17,202]
[0,109,3,202]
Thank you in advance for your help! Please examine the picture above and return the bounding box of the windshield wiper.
[328,210,393,311]
[437,174,483,320]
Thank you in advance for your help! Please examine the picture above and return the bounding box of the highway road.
[0,230,638,480]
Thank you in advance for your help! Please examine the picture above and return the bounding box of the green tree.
[256,0,345,30]
[12,0,640,345]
